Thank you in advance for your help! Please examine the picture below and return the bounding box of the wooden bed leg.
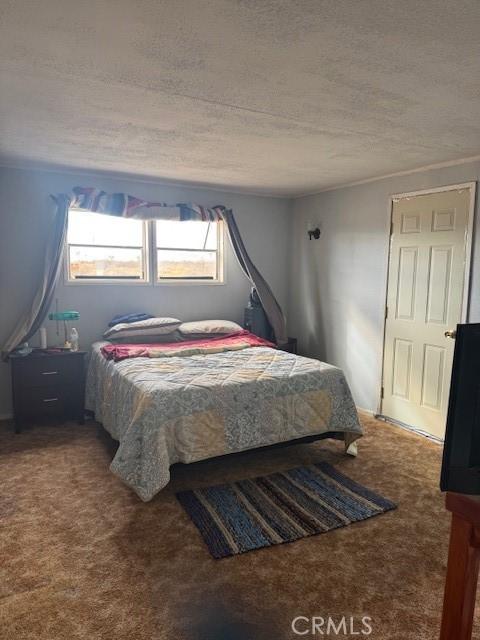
[345,441,358,457]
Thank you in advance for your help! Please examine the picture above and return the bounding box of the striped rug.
[176,463,396,558]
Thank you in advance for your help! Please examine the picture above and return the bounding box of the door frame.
[377,181,477,418]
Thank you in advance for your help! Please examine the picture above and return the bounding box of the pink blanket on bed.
[101,330,275,362]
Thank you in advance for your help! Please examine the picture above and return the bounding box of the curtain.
[2,187,287,357]
[1,194,70,360]
[223,209,287,345]
[70,186,225,221]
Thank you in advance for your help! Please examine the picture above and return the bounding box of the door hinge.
[385,306,388,319]
[381,386,384,399]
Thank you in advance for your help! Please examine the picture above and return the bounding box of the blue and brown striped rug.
[177,462,396,558]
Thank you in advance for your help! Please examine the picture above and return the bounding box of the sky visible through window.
[156,220,218,279]
[68,210,144,279]
[67,210,143,248]
[67,210,220,280]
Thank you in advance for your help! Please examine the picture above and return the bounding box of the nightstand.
[11,350,86,433]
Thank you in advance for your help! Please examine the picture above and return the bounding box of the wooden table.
[440,493,480,640]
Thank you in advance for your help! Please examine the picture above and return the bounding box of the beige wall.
[288,161,480,412]
[0,167,290,417]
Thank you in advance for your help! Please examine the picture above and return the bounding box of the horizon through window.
[67,209,147,281]
[65,211,223,284]
[155,220,222,281]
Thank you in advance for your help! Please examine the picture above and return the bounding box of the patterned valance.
[69,186,226,221]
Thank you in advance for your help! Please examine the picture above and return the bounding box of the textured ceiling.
[1,0,480,196]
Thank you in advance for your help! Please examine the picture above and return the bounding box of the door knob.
[444,329,457,339]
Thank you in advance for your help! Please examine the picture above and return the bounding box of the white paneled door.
[381,186,474,439]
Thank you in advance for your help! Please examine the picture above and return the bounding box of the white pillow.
[104,317,181,340]
[179,320,243,336]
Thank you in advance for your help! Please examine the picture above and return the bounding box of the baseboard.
[356,406,375,416]
[375,413,444,444]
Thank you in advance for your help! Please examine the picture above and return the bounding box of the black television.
[441,323,480,494]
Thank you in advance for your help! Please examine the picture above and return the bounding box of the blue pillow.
[108,313,154,327]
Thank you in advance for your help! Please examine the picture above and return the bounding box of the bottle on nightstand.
[70,328,79,352]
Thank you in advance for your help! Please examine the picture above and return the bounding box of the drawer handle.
[43,398,59,403]
[42,371,58,375]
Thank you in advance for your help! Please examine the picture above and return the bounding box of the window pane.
[156,220,218,250]
[69,246,144,279]
[68,209,144,247]
[157,249,217,279]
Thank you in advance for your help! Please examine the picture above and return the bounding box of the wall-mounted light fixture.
[307,221,321,240]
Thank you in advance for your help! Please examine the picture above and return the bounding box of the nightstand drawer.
[15,385,78,418]
[13,357,81,388]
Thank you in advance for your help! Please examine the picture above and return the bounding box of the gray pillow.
[104,317,181,340]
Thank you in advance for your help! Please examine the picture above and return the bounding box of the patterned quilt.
[86,342,363,501]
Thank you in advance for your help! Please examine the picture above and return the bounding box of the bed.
[86,334,363,501]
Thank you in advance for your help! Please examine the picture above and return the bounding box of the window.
[66,209,148,282]
[66,210,223,284]
[155,220,223,282]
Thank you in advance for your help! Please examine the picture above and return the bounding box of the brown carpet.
[0,413,477,640]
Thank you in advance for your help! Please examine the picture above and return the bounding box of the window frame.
[64,208,151,285]
[64,210,225,286]
[152,219,225,286]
